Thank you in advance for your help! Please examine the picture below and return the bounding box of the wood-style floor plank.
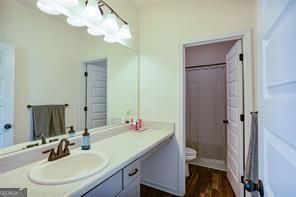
[141,165,235,197]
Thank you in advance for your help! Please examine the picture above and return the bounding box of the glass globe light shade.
[102,13,119,32]
[67,17,85,27]
[82,0,103,21]
[118,24,132,40]
[87,27,105,36]
[37,1,61,15]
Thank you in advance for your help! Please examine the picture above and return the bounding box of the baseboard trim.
[189,157,226,171]
[141,179,182,196]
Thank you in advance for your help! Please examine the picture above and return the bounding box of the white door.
[258,0,296,196]
[87,61,107,128]
[0,43,15,148]
[226,40,244,197]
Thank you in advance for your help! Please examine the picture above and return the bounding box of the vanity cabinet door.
[117,176,140,197]
[123,159,140,188]
[83,171,123,197]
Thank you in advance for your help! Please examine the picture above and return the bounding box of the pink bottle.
[138,119,143,129]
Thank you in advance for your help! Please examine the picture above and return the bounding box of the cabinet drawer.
[83,170,123,197]
[123,159,141,188]
[117,176,140,197]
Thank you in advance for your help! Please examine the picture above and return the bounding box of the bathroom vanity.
[0,123,174,197]
[83,158,141,197]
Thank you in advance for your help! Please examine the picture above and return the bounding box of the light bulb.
[82,1,102,21]
[102,13,119,32]
[67,17,85,27]
[118,24,132,40]
[58,0,79,7]
[104,35,117,43]
[87,27,105,36]
[37,1,61,15]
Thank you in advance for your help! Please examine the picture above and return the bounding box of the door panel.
[259,1,296,196]
[226,40,244,197]
[0,43,15,148]
[87,62,107,128]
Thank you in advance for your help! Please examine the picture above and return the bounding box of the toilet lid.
[185,147,197,156]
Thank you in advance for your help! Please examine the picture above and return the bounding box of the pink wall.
[185,40,236,67]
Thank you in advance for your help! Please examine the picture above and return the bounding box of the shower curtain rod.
[186,62,226,69]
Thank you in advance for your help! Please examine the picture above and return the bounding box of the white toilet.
[185,147,197,177]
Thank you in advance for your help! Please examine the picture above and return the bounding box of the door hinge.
[84,106,88,112]
[240,114,245,122]
[239,53,244,61]
[84,72,88,77]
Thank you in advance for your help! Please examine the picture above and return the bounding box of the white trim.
[141,180,181,196]
[189,158,226,171]
[179,30,254,195]
[0,43,15,147]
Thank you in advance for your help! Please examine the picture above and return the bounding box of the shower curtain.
[186,65,226,162]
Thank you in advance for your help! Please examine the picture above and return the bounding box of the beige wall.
[138,0,256,194]
[0,0,139,144]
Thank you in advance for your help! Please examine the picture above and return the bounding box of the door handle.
[223,120,229,124]
[241,177,264,197]
[4,124,12,130]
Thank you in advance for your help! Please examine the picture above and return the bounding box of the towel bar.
[27,104,69,109]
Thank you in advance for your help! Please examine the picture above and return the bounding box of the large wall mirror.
[0,0,139,155]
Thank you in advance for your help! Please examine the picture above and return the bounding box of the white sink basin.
[28,151,109,185]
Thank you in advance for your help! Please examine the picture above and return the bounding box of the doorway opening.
[184,39,245,196]
[80,58,108,130]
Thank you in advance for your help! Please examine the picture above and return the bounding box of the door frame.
[0,43,15,147]
[179,30,254,195]
[78,58,108,130]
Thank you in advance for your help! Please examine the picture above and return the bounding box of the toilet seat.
[185,147,197,177]
[185,147,197,156]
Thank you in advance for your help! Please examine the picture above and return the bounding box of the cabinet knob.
[4,124,12,130]
[128,168,139,177]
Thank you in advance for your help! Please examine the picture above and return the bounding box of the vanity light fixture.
[36,1,61,15]
[67,17,85,27]
[82,0,103,21]
[102,12,119,32]
[36,0,132,44]
[87,27,105,36]
[104,35,117,43]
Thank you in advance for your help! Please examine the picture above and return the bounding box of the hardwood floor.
[141,165,235,197]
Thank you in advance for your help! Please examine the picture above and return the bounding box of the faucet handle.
[65,140,75,146]
[43,148,57,161]
[42,148,55,154]
[63,140,75,154]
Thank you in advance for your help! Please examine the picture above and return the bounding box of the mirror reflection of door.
[0,43,15,148]
[84,59,107,129]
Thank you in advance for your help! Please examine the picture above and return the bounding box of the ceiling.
[129,0,252,8]
[129,0,183,8]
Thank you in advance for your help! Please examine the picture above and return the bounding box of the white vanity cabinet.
[83,159,141,197]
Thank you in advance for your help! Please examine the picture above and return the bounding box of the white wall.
[139,0,256,195]
[0,0,139,144]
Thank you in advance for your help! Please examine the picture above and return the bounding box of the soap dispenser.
[67,126,76,138]
[81,128,91,150]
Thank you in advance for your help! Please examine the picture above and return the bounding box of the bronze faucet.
[43,139,75,162]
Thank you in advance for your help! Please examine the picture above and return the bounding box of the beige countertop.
[0,129,174,197]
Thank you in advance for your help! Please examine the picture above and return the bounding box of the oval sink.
[28,151,109,185]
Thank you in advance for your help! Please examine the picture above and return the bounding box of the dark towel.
[32,105,66,139]
[245,112,259,197]
[48,105,66,138]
